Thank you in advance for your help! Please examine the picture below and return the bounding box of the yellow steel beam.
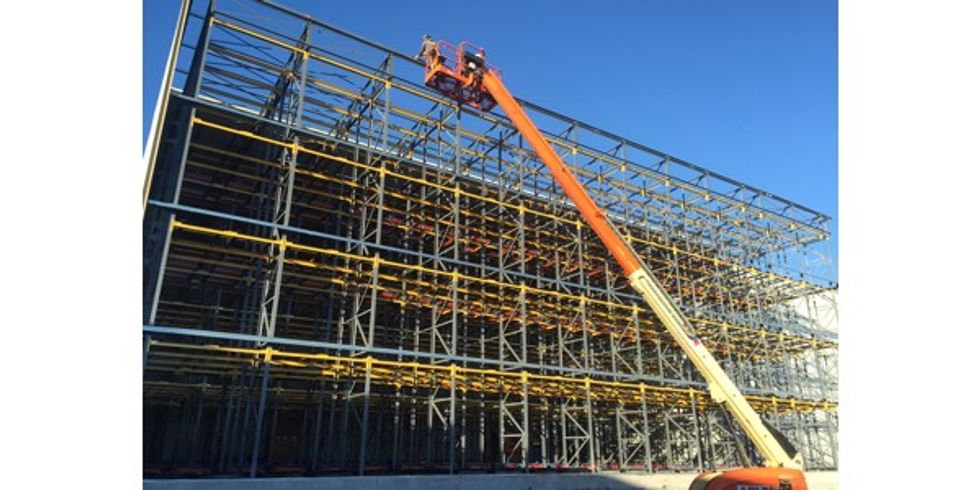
[188,117,825,296]
[146,339,837,413]
[167,220,836,352]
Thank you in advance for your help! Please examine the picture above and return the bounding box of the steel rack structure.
[142,0,838,479]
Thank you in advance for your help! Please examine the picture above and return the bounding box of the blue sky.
[143,0,838,272]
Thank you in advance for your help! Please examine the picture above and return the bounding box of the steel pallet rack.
[142,0,838,479]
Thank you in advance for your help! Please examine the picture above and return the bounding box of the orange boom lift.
[421,41,809,490]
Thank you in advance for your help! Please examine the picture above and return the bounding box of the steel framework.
[142,0,838,479]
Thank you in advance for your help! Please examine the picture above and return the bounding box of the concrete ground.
[145,471,838,490]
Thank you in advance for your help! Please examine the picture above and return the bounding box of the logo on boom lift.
[735,480,793,490]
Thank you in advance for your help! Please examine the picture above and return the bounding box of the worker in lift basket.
[464,51,485,83]
[416,34,438,63]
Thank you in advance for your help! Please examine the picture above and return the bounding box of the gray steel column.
[358,360,373,475]
[249,356,271,477]
[641,385,653,472]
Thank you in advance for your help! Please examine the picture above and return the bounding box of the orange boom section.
[480,72,643,276]
[422,40,641,276]
[422,40,808,490]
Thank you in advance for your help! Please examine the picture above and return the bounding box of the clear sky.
[143,0,838,273]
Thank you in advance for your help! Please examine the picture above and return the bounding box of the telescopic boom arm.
[422,41,804,474]
[482,69,802,472]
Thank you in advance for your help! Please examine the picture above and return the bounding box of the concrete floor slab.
[145,471,838,490]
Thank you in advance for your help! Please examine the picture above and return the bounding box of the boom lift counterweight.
[421,41,808,490]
